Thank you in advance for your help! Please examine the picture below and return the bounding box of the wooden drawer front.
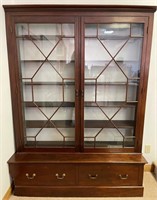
[79,164,140,186]
[10,164,76,186]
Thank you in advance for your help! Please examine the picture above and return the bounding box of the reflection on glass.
[98,24,130,39]
[16,23,75,147]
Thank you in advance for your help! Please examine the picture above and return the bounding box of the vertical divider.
[75,17,81,152]
[80,17,85,152]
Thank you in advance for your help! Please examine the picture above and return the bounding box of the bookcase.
[4,5,156,197]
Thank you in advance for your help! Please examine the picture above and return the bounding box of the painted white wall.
[0,1,15,199]
[1,0,157,198]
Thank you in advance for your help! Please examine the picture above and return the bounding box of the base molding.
[14,186,144,197]
[2,187,12,200]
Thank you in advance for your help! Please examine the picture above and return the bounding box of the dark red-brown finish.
[8,153,146,197]
[3,5,155,197]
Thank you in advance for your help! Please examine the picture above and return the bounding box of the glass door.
[83,19,145,150]
[16,21,78,149]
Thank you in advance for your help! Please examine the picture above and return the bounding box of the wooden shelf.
[20,60,139,64]
[22,81,75,85]
[85,81,139,86]
[84,120,135,128]
[25,120,135,128]
[22,81,138,86]
[84,140,135,147]
[25,141,75,147]
[26,120,75,128]
[20,60,75,63]
[85,35,143,40]
[84,101,137,107]
[86,36,130,40]
[24,101,75,107]
[24,140,134,147]
[24,101,137,107]
[16,35,74,40]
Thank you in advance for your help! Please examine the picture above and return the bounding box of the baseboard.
[144,164,154,172]
[2,187,12,200]
[153,161,157,180]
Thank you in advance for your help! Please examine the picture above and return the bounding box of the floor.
[9,172,157,200]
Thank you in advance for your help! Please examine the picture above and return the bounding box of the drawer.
[10,163,76,186]
[79,164,140,186]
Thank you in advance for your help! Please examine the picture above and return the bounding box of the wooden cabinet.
[4,5,156,197]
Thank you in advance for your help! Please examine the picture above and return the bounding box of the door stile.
[80,17,85,152]
[74,17,82,151]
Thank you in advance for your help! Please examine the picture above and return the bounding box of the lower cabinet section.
[8,153,146,197]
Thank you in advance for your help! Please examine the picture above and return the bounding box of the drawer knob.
[55,173,66,180]
[119,174,128,180]
[25,173,36,180]
[88,174,98,180]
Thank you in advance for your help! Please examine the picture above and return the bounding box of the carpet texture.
[9,172,157,200]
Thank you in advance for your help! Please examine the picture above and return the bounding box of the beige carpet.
[9,172,157,200]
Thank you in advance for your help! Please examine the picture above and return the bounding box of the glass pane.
[131,23,144,37]
[115,38,143,78]
[127,80,139,101]
[62,24,74,36]
[85,38,112,62]
[85,24,97,36]
[84,128,135,148]
[29,24,61,36]
[16,23,75,148]
[97,85,126,102]
[16,24,28,35]
[100,40,127,57]
[84,23,144,149]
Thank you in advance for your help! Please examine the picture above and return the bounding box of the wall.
[0,0,156,198]
[0,1,15,199]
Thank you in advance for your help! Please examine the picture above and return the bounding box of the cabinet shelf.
[24,101,137,107]
[85,120,135,128]
[22,81,138,86]
[85,36,143,40]
[84,140,135,147]
[22,81,75,85]
[25,120,135,128]
[84,101,137,107]
[24,101,75,107]
[85,81,139,86]
[25,140,134,147]
[20,60,75,63]
[16,35,75,40]
[25,141,75,147]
